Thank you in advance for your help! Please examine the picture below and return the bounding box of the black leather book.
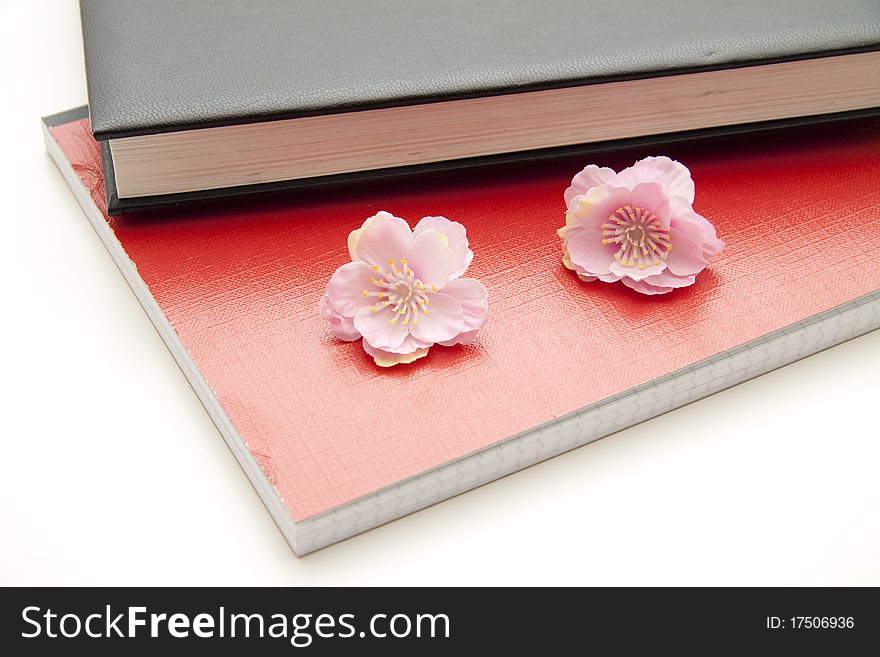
[79,0,880,213]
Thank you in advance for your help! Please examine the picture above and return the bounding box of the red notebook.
[44,107,880,555]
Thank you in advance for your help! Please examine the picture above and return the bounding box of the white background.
[1,3,878,586]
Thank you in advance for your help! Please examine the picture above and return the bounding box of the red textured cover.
[50,117,880,520]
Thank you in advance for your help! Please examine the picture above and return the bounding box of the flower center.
[363,259,434,325]
[602,205,672,269]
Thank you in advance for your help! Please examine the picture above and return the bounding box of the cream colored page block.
[110,51,880,197]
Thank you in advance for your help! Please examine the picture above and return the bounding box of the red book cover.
[44,108,880,554]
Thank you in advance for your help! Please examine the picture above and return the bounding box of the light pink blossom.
[558,156,724,295]
[321,212,488,367]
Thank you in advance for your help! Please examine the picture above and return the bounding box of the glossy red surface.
[52,118,880,520]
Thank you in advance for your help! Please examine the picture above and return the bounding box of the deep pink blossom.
[321,212,488,366]
[559,157,724,295]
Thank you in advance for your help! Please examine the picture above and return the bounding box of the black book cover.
[78,0,880,213]
[81,0,880,139]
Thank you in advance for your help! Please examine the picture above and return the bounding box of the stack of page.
[44,108,880,554]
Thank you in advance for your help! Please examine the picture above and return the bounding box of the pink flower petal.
[621,156,695,203]
[362,339,430,367]
[672,210,725,258]
[564,164,619,209]
[641,270,696,289]
[437,278,488,345]
[566,227,615,276]
[319,294,361,341]
[439,329,480,347]
[348,211,390,260]
[702,234,725,258]
[414,216,473,280]
[409,292,464,344]
[373,333,432,355]
[665,224,708,276]
[609,259,667,281]
[629,182,671,225]
[565,184,632,232]
[691,219,724,257]
[668,194,693,216]
[620,277,674,295]
[353,305,409,351]
[407,229,455,290]
[325,261,376,316]
[348,212,413,266]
